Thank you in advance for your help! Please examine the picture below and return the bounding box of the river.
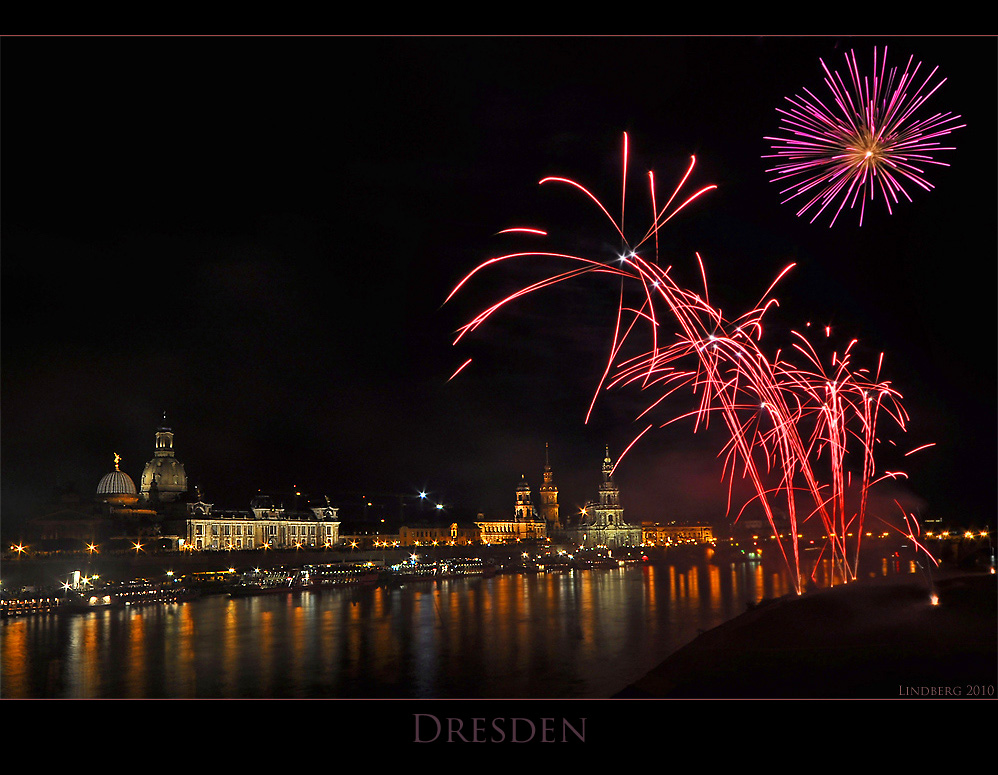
[1,546,921,699]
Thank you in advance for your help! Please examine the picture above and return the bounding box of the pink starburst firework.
[764,47,964,226]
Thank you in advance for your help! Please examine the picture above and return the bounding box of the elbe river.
[1,546,920,699]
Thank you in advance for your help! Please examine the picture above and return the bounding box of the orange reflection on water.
[0,620,29,697]
[125,610,147,698]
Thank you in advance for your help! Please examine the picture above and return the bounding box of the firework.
[764,47,964,226]
[449,134,926,592]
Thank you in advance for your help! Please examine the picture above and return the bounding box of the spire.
[113,452,122,471]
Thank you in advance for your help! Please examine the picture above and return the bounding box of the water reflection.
[2,551,922,699]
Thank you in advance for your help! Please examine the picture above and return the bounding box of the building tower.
[537,442,561,530]
[140,414,188,504]
[514,475,535,522]
[582,445,625,528]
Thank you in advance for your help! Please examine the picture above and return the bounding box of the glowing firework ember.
[764,47,964,226]
[449,134,930,593]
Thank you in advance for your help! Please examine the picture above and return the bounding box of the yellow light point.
[87,543,99,554]
[114,452,122,471]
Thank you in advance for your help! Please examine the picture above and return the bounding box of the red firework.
[764,47,964,226]
[448,134,929,593]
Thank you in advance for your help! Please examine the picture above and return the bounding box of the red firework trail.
[448,134,931,593]
[764,46,964,226]
[447,358,473,382]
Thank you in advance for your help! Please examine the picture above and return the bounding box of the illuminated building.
[515,475,535,522]
[537,442,561,531]
[180,495,341,551]
[476,509,546,544]
[95,452,159,525]
[562,447,642,549]
[399,522,479,546]
[642,521,715,545]
[96,453,139,507]
[467,473,549,544]
[26,451,161,549]
[139,416,188,504]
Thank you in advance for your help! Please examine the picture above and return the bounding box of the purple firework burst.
[764,47,964,227]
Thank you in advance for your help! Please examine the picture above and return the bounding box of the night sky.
[2,35,995,538]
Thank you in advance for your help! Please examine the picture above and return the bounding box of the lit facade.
[139,417,188,503]
[476,512,546,544]
[537,442,561,530]
[642,521,715,545]
[181,500,341,551]
[399,522,479,546]
[562,447,642,549]
[182,513,341,551]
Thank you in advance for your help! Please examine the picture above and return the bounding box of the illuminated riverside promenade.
[3,538,968,699]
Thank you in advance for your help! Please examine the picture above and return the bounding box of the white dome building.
[96,453,139,506]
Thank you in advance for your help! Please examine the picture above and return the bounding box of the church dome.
[140,457,188,499]
[139,420,188,503]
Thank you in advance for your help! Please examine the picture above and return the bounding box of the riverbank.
[0,543,563,588]
[615,568,997,699]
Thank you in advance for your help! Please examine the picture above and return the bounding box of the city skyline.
[3,35,995,543]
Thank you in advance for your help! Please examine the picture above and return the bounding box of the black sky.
[2,35,995,536]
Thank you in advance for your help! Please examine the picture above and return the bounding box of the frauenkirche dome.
[139,418,188,503]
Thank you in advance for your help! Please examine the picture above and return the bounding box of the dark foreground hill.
[616,570,997,699]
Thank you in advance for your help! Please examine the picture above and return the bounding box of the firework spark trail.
[764,46,964,226]
[774,330,914,580]
[448,134,926,592]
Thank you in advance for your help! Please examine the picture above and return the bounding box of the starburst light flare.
[764,47,964,226]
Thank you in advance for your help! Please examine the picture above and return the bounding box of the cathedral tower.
[582,446,625,528]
